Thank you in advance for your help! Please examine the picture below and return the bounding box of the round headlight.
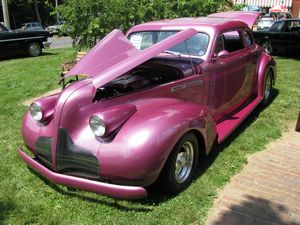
[89,115,106,137]
[29,103,43,121]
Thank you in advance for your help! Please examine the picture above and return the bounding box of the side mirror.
[211,50,229,62]
[217,50,229,57]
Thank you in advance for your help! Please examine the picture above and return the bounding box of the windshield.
[128,31,209,56]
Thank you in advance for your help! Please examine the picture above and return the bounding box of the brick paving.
[206,126,300,225]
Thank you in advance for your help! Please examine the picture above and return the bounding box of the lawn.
[0,49,299,225]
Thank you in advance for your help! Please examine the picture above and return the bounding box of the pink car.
[19,13,276,199]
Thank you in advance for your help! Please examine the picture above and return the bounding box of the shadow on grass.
[28,168,153,212]
[0,201,15,225]
[211,195,298,225]
[194,89,279,179]
[27,90,279,208]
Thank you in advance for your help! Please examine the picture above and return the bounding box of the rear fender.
[256,52,277,97]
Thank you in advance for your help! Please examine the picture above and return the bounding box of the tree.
[33,0,42,24]
[4,0,56,29]
[58,0,227,49]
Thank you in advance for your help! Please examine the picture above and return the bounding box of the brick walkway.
[206,126,300,225]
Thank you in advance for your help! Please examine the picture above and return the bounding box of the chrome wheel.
[264,74,272,101]
[262,41,273,55]
[27,42,41,56]
[157,132,199,194]
[175,141,194,184]
[262,70,273,106]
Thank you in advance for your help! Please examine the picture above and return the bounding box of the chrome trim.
[0,36,45,43]
[171,79,203,92]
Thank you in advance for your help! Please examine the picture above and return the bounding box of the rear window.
[128,31,209,56]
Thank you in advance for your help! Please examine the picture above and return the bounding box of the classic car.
[45,21,66,36]
[19,15,277,199]
[253,19,300,55]
[0,23,50,58]
[256,17,275,31]
[208,11,261,29]
[20,22,45,31]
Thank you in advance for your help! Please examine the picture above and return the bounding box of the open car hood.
[208,11,260,29]
[65,28,198,88]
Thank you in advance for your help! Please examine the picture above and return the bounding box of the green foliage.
[58,0,227,48]
[232,3,246,11]
[4,0,56,28]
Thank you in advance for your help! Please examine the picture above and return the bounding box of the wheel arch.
[25,39,43,47]
[98,99,217,186]
[25,40,43,56]
[257,53,277,98]
[188,129,208,159]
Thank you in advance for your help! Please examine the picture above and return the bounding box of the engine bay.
[94,57,202,101]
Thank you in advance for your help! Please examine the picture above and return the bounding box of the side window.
[214,35,224,55]
[221,30,244,53]
[269,21,285,32]
[244,30,253,47]
[291,21,300,33]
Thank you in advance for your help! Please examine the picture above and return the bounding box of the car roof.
[127,17,249,36]
[23,22,41,25]
[276,19,300,21]
[260,17,273,20]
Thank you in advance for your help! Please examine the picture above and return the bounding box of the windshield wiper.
[163,50,181,57]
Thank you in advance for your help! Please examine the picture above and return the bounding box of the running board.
[216,97,263,143]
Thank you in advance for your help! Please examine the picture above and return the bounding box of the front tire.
[26,42,42,57]
[157,133,199,194]
[262,40,273,55]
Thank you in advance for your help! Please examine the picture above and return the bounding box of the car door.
[286,20,300,52]
[268,20,287,52]
[208,29,254,121]
[0,25,20,57]
[242,28,259,98]
[277,20,296,52]
[291,20,300,51]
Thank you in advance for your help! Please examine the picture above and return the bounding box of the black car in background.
[0,23,50,58]
[254,19,300,55]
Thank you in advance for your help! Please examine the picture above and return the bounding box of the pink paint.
[20,15,276,199]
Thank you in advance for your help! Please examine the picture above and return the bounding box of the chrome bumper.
[43,41,52,48]
[18,148,147,199]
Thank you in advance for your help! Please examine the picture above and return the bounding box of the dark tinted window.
[244,30,253,46]
[269,21,285,32]
[222,31,244,53]
[287,20,300,33]
[214,35,225,54]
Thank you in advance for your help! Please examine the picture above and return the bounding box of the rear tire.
[26,42,42,57]
[157,133,199,194]
[262,69,273,105]
[262,40,273,55]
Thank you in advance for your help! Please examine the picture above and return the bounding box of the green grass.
[0,50,299,225]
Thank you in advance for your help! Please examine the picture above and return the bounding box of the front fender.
[98,98,216,186]
[256,52,277,98]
